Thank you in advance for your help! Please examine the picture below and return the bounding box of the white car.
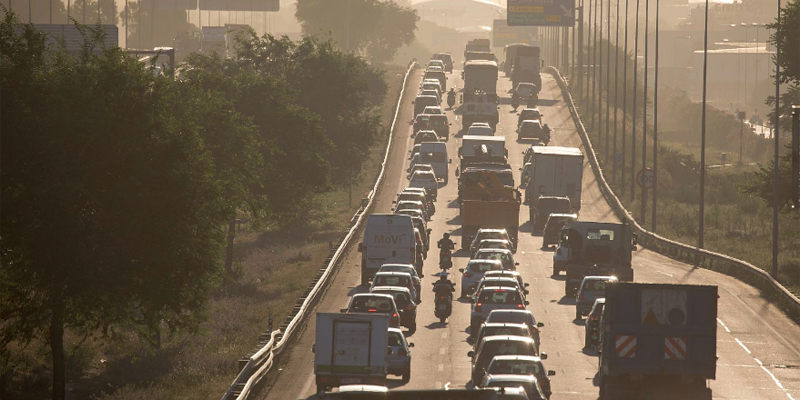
[421,81,443,95]
[471,228,514,255]
[459,259,505,297]
[515,82,537,99]
[470,286,529,337]
[473,248,518,271]
[420,89,441,104]
[468,122,494,136]
[372,271,420,304]
[427,59,445,71]
[483,270,526,290]
[421,78,442,93]
[472,277,528,299]
[409,170,438,200]
[387,327,413,382]
[422,105,444,115]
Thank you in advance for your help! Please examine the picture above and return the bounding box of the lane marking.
[656,270,674,278]
[717,318,731,333]
[438,364,444,371]
[735,338,752,354]
[445,382,452,390]
[439,347,447,355]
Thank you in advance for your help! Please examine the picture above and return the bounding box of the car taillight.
[398,348,408,356]
[589,314,596,321]
[531,327,539,334]
[393,312,398,319]
[464,271,473,277]
[475,303,482,312]
[368,308,377,312]
[439,296,446,301]
[517,303,525,309]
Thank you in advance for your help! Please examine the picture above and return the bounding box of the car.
[514,82,537,100]
[397,190,435,218]
[414,95,439,117]
[413,114,451,140]
[519,163,532,189]
[517,120,550,143]
[459,259,505,297]
[485,355,555,399]
[420,89,441,104]
[409,170,438,200]
[372,272,420,304]
[575,276,617,320]
[387,327,414,382]
[584,297,605,350]
[468,122,494,136]
[517,108,543,127]
[421,81,443,96]
[541,213,578,248]
[472,322,533,349]
[401,187,434,211]
[372,287,417,334]
[485,310,542,350]
[475,239,514,255]
[473,249,518,271]
[522,142,546,164]
[481,374,547,400]
[394,200,429,221]
[342,293,401,327]
[422,105,443,115]
[470,287,529,336]
[413,130,440,145]
[409,143,421,160]
[531,196,572,233]
[471,228,515,255]
[472,277,528,300]
[468,335,539,385]
[432,52,454,73]
[407,163,435,179]
[423,69,447,91]
[422,78,443,90]
[395,209,426,228]
[425,65,444,73]
[483,270,526,290]
[379,264,422,298]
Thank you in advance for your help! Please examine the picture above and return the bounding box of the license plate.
[438,304,447,311]
[340,378,362,384]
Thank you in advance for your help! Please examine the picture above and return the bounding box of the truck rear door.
[333,320,374,379]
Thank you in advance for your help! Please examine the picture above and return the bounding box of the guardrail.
[545,66,800,321]
[220,61,418,400]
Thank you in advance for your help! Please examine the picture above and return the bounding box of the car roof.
[481,286,522,293]
[481,277,519,283]
[352,293,395,300]
[547,213,578,219]
[521,107,540,112]
[468,259,504,265]
[480,335,535,344]
[337,384,389,393]
[397,200,424,205]
[479,239,511,244]
[475,248,513,255]
[488,309,534,317]
[485,374,539,383]
[583,275,618,282]
[477,228,509,234]
[490,354,544,362]
[375,271,412,277]
[372,286,412,294]
[416,95,438,100]
[521,119,542,125]
[481,322,530,329]
[594,298,606,305]
[484,270,521,276]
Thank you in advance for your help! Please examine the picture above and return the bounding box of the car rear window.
[375,275,410,287]
[470,262,502,272]
[479,290,521,304]
[482,326,529,339]
[488,360,542,375]
[351,297,393,312]
[484,340,534,356]
[476,252,511,263]
[584,279,613,291]
[487,312,533,325]
[587,229,615,241]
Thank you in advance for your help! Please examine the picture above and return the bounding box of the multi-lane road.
[261,68,800,400]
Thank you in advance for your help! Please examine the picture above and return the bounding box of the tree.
[1,16,242,400]
[295,0,418,64]
[765,0,800,85]
[235,34,388,187]
[742,144,798,212]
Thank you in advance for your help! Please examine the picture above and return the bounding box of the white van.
[419,142,450,184]
[359,214,416,286]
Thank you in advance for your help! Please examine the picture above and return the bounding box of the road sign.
[492,19,539,48]
[508,0,576,27]
[636,168,655,189]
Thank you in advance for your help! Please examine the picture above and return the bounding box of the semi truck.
[599,283,718,400]
[459,171,520,249]
[525,146,584,221]
[314,312,390,393]
[510,46,541,92]
[461,60,499,129]
[201,26,227,58]
[557,221,636,296]
[503,43,537,75]
[465,38,491,56]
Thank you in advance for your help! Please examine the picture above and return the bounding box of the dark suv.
[414,114,451,140]
[531,196,572,233]
[433,52,454,73]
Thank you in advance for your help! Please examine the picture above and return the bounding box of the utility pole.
[641,0,649,225]
[578,0,584,100]
[591,0,598,129]
[613,0,620,184]
[605,0,612,162]
[772,0,781,276]
[621,0,629,196]
[585,0,593,106]
[652,0,659,231]
[792,106,799,210]
[598,0,604,146]
[631,0,640,202]
[739,111,745,164]
[699,0,710,249]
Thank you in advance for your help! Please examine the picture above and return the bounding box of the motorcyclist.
[437,233,455,252]
[447,88,456,108]
[432,272,456,297]
[511,92,520,111]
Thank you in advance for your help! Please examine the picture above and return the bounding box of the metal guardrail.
[545,66,800,321]
[220,61,418,400]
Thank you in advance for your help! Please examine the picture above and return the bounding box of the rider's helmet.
[439,272,449,280]
[443,232,450,239]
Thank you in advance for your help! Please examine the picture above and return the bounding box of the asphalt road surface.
[259,68,800,400]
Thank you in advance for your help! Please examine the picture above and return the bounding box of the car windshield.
[488,360,542,375]
[584,279,613,291]
[548,216,573,225]
[388,331,404,347]
[412,173,435,181]
[487,312,532,325]
[479,232,507,242]
[381,265,415,276]
[476,251,511,263]
[377,291,409,307]
[351,297,393,312]
[484,340,533,356]
[479,290,521,304]
[470,262,503,272]
[481,242,508,249]
[375,275,410,287]
[587,229,616,241]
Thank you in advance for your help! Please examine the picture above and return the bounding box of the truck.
[525,146,584,219]
[314,312,390,393]
[598,283,718,400]
[503,43,537,75]
[201,26,227,58]
[465,38,491,56]
[460,60,499,130]
[419,142,450,183]
[358,214,416,285]
[460,171,521,249]
[510,46,541,92]
[557,221,636,296]
[459,135,508,173]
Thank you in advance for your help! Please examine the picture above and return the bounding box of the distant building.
[690,45,774,112]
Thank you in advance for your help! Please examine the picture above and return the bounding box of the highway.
[260,68,800,400]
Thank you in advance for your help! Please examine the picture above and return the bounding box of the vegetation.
[295,0,419,65]
[0,11,391,399]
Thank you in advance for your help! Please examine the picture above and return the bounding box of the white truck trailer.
[525,146,584,211]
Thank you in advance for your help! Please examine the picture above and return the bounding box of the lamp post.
[621,0,629,197]
[699,0,710,249]
[631,0,641,202]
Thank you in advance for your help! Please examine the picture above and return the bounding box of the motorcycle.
[439,249,453,271]
[447,92,456,109]
[432,279,455,323]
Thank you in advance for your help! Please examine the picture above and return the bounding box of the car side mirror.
[525,301,530,306]
[547,370,556,376]
[540,352,548,360]
[449,159,453,164]
[537,322,545,328]
[392,200,397,203]
[408,343,415,348]
[524,283,530,287]
[515,262,520,266]
[467,351,475,358]
[358,243,363,252]
[340,308,348,313]
[467,337,475,345]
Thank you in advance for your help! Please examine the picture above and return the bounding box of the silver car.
[387,327,413,382]
[459,259,504,297]
[575,276,617,320]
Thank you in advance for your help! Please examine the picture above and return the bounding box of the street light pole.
[599,0,604,147]
[699,0,710,249]
[578,0,585,100]
[621,0,629,196]
[591,0,598,129]
[652,0,659,231]
[613,0,620,184]
[772,0,781,277]
[631,0,641,203]
[641,0,649,225]
[605,0,612,162]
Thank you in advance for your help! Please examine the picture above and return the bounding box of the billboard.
[508,0,576,27]
[492,19,539,48]
[199,0,280,11]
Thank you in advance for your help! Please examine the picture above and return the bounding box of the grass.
[4,64,409,400]
[563,74,800,294]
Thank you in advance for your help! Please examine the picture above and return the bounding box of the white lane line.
[656,270,674,278]
[717,318,731,333]
[735,338,752,354]
[445,382,451,390]
[439,347,447,355]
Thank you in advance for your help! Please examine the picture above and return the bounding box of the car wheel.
[408,323,417,335]
[402,368,411,383]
